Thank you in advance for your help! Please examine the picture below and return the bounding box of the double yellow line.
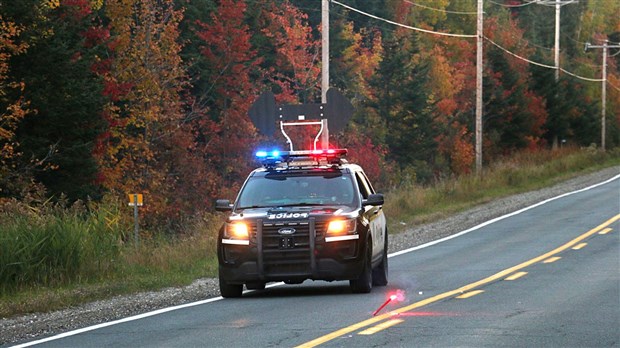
[296,213,620,348]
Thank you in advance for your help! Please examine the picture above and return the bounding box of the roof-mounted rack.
[256,149,348,169]
[248,89,354,151]
[248,89,354,169]
[280,119,324,151]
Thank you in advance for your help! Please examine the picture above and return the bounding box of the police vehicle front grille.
[257,220,325,275]
[314,221,327,238]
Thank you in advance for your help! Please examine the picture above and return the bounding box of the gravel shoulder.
[2,166,618,345]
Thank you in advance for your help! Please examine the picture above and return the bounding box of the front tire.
[219,268,243,298]
[350,239,372,293]
[372,230,388,286]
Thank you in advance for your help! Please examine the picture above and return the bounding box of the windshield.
[237,173,356,209]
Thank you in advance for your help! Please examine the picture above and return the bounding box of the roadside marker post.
[128,194,143,246]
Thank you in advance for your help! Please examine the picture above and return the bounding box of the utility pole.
[554,2,560,81]
[321,0,330,148]
[536,0,577,148]
[536,1,578,82]
[475,0,483,175]
[586,40,620,151]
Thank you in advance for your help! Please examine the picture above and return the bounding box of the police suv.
[215,149,388,298]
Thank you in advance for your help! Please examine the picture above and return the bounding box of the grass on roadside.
[385,146,620,232]
[0,241,219,318]
[0,199,222,318]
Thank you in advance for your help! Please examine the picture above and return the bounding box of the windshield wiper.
[237,202,331,210]
[236,205,268,209]
[272,203,328,207]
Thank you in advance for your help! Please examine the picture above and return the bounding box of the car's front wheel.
[372,229,388,286]
[350,238,372,293]
[219,269,243,298]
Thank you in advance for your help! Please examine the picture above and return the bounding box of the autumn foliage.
[0,0,618,231]
[0,17,30,196]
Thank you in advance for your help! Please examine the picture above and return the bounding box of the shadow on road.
[241,281,356,298]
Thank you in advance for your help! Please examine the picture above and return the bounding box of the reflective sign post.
[128,194,143,246]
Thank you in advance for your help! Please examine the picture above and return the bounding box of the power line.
[562,35,620,50]
[535,0,579,7]
[330,0,477,38]
[563,33,590,46]
[488,0,577,7]
[485,36,604,82]
[402,0,478,15]
[331,1,613,85]
[329,0,616,158]
[485,37,557,69]
[560,66,604,82]
[487,0,538,8]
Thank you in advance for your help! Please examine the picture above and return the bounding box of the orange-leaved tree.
[193,0,263,202]
[262,0,321,104]
[427,43,475,175]
[258,1,324,150]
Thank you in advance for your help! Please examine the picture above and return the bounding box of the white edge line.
[11,297,224,347]
[11,173,620,347]
[388,173,620,258]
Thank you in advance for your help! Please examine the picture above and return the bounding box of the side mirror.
[215,199,233,212]
[362,193,384,207]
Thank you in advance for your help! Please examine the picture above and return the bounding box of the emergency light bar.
[255,149,348,168]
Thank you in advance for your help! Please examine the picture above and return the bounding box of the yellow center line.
[505,271,528,280]
[456,290,484,299]
[543,256,562,263]
[572,242,588,250]
[599,228,613,235]
[358,319,404,335]
[294,213,620,348]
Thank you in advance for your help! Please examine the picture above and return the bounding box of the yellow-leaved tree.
[95,0,198,228]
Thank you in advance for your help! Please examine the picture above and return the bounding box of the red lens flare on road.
[391,289,406,302]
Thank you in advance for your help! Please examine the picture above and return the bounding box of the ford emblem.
[278,227,296,235]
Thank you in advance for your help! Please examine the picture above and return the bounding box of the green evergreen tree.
[370,33,437,182]
[2,0,105,200]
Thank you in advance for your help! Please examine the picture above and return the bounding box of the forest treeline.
[1,0,618,230]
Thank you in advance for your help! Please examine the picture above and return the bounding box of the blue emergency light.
[255,150,281,158]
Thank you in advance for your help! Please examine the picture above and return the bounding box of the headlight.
[225,221,249,239]
[326,219,356,235]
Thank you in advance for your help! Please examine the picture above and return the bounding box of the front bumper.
[218,237,365,284]
[219,255,365,284]
[218,217,366,284]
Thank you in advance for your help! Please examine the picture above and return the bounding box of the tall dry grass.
[384,147,619,231]
[0,195,223,316]
[0,197,125,294]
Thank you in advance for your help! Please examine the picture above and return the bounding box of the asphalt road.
[14,175,620,347]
